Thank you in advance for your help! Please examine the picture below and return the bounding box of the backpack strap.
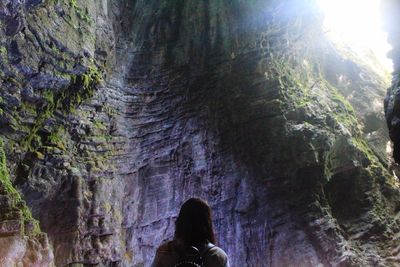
[200,243,215,256]
[199,243,215,259]
[174,241,215,262]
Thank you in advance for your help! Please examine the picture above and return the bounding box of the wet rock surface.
[0,0,399,266]
[384,0,400,167]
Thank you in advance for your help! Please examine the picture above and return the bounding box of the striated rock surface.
[0,138,53,266]
[383,0,400,167]
[0,0,399,266]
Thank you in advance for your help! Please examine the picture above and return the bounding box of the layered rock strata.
[0,0,399,266]
[383,0,400,166]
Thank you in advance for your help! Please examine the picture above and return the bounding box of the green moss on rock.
[61,65,102,112]
[47,126,67,150]
[21,65,102,152]
[0,138,41,236]
[69,0,92,24]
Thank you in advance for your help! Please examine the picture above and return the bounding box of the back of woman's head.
[175,198,216,245]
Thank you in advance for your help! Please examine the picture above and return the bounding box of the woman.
[151,198,230,267]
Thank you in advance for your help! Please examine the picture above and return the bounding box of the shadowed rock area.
[384,0,400,165]
[0,0,400,266]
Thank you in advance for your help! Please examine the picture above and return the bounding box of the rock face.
[383,0,400,166]
[0,0,399,266]
[0,139,53,266]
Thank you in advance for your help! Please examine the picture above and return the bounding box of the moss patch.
[21,65,102,152]
[60,65,102,112]
[0,138,41,236]
[69,0,92,24]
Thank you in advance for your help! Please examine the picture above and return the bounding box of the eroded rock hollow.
[0,0,400,266]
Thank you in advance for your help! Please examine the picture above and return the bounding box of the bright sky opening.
[316,0,393,72]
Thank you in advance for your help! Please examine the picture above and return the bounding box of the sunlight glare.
[316,0,393,71]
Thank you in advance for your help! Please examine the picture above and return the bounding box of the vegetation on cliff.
[0,138,40,236]
[0,0,399,266]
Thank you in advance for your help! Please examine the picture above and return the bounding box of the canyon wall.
[384,0,400,166]
[0,0,399,266]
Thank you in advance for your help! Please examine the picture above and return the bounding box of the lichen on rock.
[0,138,53,266]
[0,0,399,266]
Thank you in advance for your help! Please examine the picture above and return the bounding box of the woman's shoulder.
[154,241,229,267]
[156,240,179,254]
[156,241,227,256]
[206,245,229,266]
[152,241,181,267]
[209,245,228,257]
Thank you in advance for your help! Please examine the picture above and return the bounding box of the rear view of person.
[151,198,230,267]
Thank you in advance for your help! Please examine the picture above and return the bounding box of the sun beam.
[317,0,393,72]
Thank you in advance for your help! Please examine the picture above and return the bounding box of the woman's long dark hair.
[174,198,216,245]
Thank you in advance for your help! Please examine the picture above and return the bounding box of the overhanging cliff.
[0,0,399,266]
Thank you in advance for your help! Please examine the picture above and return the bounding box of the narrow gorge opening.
[0,1,399,266]
[316,0,396,174]
[318,0,393,72]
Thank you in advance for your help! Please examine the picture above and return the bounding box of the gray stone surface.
[0,0,399,266]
